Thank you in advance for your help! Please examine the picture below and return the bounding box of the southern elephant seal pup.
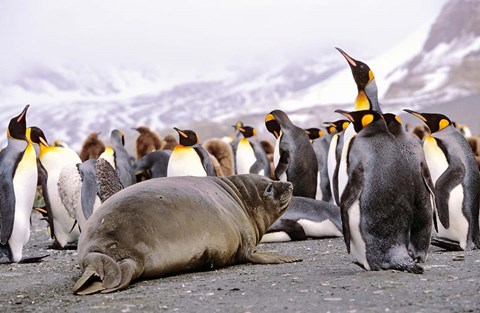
[73,174,300,295]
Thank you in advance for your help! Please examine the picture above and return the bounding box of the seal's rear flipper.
[73,253,137,295]
[18,254,49,263]
[246,251,302,264]
[431,238,463,251]
[73,268,105,295]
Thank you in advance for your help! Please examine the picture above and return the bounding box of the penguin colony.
[0,48,479,290]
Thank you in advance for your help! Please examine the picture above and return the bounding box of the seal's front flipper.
[246,251,302,264]
[18,254,49,263]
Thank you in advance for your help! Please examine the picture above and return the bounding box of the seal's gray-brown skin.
[73,174,299,295]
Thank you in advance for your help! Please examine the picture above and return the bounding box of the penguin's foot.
[49,240,77,250]
[431,238,463,251]
[18,254,50,263]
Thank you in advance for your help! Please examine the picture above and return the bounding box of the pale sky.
[0,0,446,82]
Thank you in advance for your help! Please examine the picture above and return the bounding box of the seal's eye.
[264,183,274,198]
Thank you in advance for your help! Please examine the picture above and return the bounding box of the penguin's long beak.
[403,109,427,122]
[335,47,357,67]
[335,109,353,122]
[173,127,188,138]
[16,104,30,123]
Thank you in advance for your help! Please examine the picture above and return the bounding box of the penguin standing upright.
[337,109,424,273]
[233,125,271,177]
[167,127,216,177]
[305,128,332,202]
[404,110,480,251]
[383,113,434,261]
[99,129,136,188]
[265,110,318,199]
[335,47,383,205]
[0,106,39,262]
[325,120,351,205]
[38,135,81,248]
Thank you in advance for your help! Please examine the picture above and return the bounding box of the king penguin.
[265,110,318,199]
[99,129,136,188]
[383,113,434,261]
[305,128,332,202]
[335,47,383,207]
[167,127,216,177]
[233,124,271,177]
[404,109,480,251]
[325,120,351,205]
[0,105,39,263]
[38,134,81,248]
[336,109,423,273]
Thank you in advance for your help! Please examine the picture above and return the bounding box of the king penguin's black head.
[335,109,383,133]
[235,125,256,139]
[403,109,452,134]
[305,128,323,141]
[28,126,49,146]
[335,47,374,90]
[7,105,29,140]
[173,127,199,146]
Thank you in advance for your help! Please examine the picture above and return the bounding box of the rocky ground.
[1,211,479,313]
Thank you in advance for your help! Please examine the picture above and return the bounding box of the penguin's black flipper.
[267,219,308,241]
[274,146,290,181]
[434,139,465,230]
[194,146,217,176]
[431,237,463,251]
[0,164,16,244]
[78,160,99,220]
[250,141,271,177]
[39,166,56,240]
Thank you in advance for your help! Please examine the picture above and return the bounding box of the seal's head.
[226,174,293,235]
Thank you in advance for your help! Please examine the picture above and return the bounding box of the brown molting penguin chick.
[261,139,275,155]
[133,126,163,160]
[411,124,430,141]
[79,132,106,162]
[203,138,234,176]
[162,134,178,150]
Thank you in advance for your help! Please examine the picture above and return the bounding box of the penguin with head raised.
[324,120,351,205]
[336,109,423,273]
[167,127,216,177]
[265,110,318,199]
[404,109,480,251]
[305,128,332,203]
[335,47,383,208]
[383,113,434,261]
[99,129,136,188]
[232,124,271,177]
[0,106,42,263]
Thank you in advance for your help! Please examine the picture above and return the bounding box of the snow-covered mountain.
[384,0,480,105]
[0,0,478,151]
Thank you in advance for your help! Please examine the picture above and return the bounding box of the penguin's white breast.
[349,199,369,270]
[273,133,287,181]
[168,146,207,177]
[236,139,256,174]
[424,136,468,248]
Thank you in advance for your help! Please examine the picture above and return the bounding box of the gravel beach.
[1,211,479,313]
